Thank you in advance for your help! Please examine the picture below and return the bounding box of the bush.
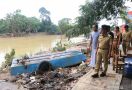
[52,41,66,52]
[4,49,15,66]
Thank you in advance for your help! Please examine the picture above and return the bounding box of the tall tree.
[75,0,127,36]
[0,19,8,33]
[58,18,72,34]
[0,10,41,35]
[26,17,41,33]
[39,7,52,33]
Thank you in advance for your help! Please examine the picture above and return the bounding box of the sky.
[0,0,131,25]
[99,1,132,27]
[0,0,86,24]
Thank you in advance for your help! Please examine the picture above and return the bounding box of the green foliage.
[39,7,50,16]
[39,7,51,33]
[0,19,9,33]
[58,18,73,34]
[38,7,60,34]
[0,10,41,35]
[0,8,60,35]
[50,24,60,34]
[66,25,80,38]
[75,0,126,36]
[4,49,15,66]
[52,41,66,52]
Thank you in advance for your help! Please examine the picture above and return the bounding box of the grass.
[0,33,65,57]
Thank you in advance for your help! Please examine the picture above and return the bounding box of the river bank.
[0,65,91,90]
[0,33,66,66]
[0,33,88,67]
[0,38,90,90]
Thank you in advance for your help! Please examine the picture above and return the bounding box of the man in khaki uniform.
[122,25,131,55]
[129,28,132,47]
[92,25,112,78]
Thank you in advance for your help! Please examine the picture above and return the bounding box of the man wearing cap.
[107,25,114,40]
[92,25,112,78]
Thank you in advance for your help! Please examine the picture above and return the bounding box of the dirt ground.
[0,72,26,90]
[0,81,26,90]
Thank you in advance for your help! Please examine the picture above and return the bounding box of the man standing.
[130,30,132,47]
[122,25,131,55]
[112,26,122,70]
[111,26,122,57]
[88,24,100,68]
[92,25,112,78]
[107,25,114,40]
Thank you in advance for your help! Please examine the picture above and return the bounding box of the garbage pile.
[12,64,91,90]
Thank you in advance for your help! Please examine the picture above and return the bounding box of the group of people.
[88,24,132,78]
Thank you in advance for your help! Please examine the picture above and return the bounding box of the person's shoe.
[100,72,106,77]
[91,73,99,78]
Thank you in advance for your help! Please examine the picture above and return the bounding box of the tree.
[119,8,130,24]
[75,0,127,36]
[26,17,41,33]
[5,10,26,34]
[39,7,50,20]
[50,24,60,34]
[0,10,41,35]
[58,18,73,34]
[39,7,52,33]
[0,19,9,33]
[5,49,15,66]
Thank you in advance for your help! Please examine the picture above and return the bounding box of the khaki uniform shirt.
[131,30,132,40]
[98,34,112,49]
[122,31,131,41]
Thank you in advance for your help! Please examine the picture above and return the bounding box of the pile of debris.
[11,64,91,90]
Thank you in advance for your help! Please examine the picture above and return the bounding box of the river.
[0,33,66,66]
[0,33,87,66]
